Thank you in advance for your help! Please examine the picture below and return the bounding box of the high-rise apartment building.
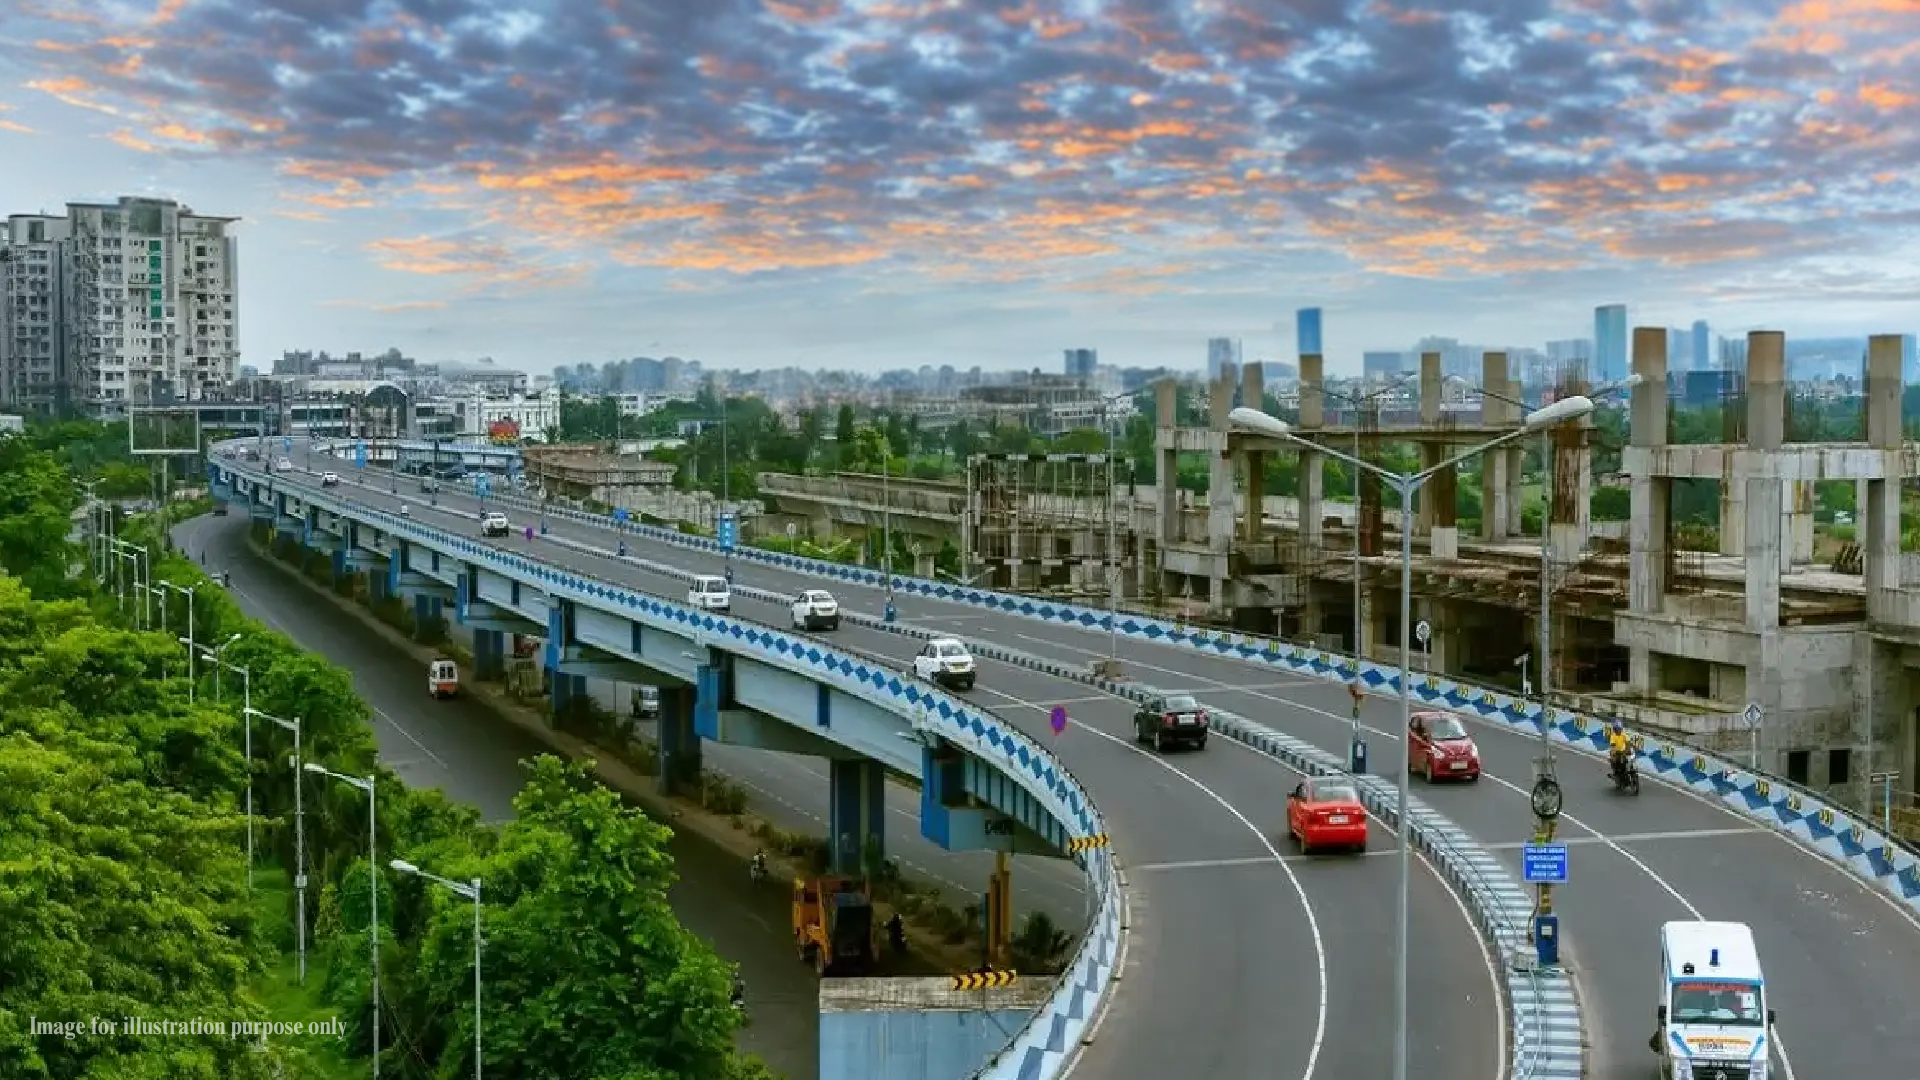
[1361,350,1406,379]
[1,214,72,412]
[1593,304,1627,385]
[1063,347,1098,381]
[1690,320,1711,373]
[1,196,239,415]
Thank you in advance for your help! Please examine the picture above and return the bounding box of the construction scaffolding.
[963,453,1123,592]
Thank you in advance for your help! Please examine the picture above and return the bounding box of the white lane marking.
[981,683,1328,1080]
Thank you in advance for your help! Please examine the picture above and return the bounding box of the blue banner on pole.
[717,513,736,552]
[355,441,367,468]
[1522,843,1569,884]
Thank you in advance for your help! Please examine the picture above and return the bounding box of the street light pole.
[251,708,306,983]
[1230,395,1596,1080]
[162,582,197,701]
[390,859,482,1079]
[308,764,380,1078]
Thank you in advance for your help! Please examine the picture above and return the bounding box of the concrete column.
[550,672,586,718]
[1864,335,1904,622]
[368,565,389,604]
[1785,482,1815,565]
[413,593,434,639]
[1240,362,1266,541]
[656,684,701,794]
[1361,586,1391,660]
[1206,371,1236,614]
[828,758,886,875]
[1415,353,1442,536]
[1299,355,1327,637]
[1718,481,1747,556]
[331,547,348,586]
[1416,598,1458,673]
[1154,378,1180,592]
[473,628,505,680]
[1744,331,1785,633]
[1506,446,1525,537]
[1479,352,1513,541]
[1628,327,1672,696]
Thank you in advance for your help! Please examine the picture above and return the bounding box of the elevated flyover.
[211,440,1119,1080]
[396,451,1920,1080]
[291,441,1545,1080]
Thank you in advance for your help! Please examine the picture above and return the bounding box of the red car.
[1285,777,1368,854]
[1408,711,1482,783]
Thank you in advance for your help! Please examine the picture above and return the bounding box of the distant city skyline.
[6,3,1920,375]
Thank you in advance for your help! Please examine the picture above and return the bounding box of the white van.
[1652,921,1773,1078]
[428,658,459,699]
[687,574,731,613]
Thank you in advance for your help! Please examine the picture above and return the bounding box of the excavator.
[792,875,875,976]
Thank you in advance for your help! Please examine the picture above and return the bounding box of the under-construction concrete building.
[1150,328,1913,804]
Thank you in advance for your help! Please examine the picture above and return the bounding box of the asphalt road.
[327,455,1920,1080]
[258,451,1506,1080]
[175,513,822,1079]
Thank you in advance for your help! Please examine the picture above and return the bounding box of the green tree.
[835,404,857,468]
[439,758,741,1080]
[0,439,78,598]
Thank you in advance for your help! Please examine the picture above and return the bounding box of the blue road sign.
[613,507,630,523]
[1522,843,1569,884]
[717,512,737,552]
[475,474,491,497]
[282,436,292,452]
[355,441,367,468]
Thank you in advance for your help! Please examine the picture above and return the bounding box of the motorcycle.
[748,851,767,884]
[730,976,749,1025]
[1608,751,1642,795]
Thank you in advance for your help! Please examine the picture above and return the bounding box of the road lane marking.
[980,683,1330,1080]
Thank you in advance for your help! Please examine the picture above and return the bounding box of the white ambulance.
[1652,920,1773,1080]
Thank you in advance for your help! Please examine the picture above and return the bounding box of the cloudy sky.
[4,0,1919,376]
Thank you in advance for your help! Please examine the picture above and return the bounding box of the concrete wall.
[820,978,1046,1080]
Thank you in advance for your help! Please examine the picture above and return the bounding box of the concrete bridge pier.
[472,628,506,681]
[829,758,887,875]
[657,683,701,795]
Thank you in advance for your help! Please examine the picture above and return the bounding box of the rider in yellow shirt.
[1606,719,1632,780]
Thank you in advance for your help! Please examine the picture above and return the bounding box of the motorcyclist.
[730,972,746,1009]
[886,912,906,956]
[1606,719,1632,783]
[749,849,767,882]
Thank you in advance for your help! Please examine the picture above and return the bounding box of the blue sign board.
[355,440,367,468]
[1522,843,1569,885]
[474,474,491,497]
[282,436,293,452]
[613,507,630,523]
[717,513,736,552]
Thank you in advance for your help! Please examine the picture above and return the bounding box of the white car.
[913,637,975,692]
[790,590,839,631]
[320,472,340,487]
[481,512,509,537]
[275,458,293,471]
[687,574,731,613]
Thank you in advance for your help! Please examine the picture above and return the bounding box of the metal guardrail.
[216,450,1127,1080]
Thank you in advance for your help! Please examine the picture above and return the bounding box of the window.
[1786,750,1810,785]
[1828,747,1851,786]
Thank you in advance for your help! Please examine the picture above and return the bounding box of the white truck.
[1651,920,1773,1080]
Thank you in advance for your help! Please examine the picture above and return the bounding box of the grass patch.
[244,863,362,1080]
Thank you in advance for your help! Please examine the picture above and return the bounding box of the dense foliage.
[0,437,773,1080]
